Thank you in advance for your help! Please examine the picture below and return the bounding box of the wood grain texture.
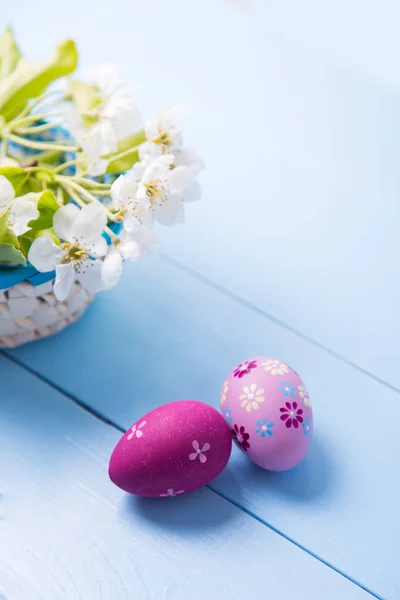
[0,355,370,600]
[4,0,399,385]
[7,258,399,599]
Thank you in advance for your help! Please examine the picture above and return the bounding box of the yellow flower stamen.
[144,179,165,207]
[153,128,172,151]
[61,242,88,266]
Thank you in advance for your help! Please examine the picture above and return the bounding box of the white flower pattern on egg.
[159,488,184,497]
[189,440,210,463]
[127,420,147,440]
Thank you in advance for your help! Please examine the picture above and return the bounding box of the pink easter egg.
[109,400,232,497]
[220,357,313,471]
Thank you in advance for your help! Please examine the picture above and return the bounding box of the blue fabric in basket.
[0,124,119,291]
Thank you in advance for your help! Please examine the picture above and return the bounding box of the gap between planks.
[2,351,383,600]
[160,252,400,397]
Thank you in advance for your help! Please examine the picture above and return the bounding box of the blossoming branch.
[0,26,203,301]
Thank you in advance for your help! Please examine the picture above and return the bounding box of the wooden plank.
[0,355,369,600]
[6,258,400,599]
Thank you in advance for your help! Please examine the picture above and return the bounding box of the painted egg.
[220,357,313,471]
[109,400,232,497]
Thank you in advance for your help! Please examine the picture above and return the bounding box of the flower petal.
[124,213,141,234]
[102,251,123,289]
[53,204,80,242]
[201,443,210,452]
[28,237,63,272]
[77,259,105,293]
[188,453,197,461]
[88,158,109,177]
[119,238,141,261]
[0,175,15,209]
[110,174,124,209]
[10,197,39,236]
[199,453,207,464]
[72,203,107,243]
[168,165,194,195]
[53,263,75,301]
[154,197,185,226]
[285,418,292,428]
[111,174,138,211]
[90,236,108,258]
[192,440,199,451]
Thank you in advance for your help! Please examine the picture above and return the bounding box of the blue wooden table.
[2,2,400,598]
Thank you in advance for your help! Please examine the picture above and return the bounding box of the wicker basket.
[0,280,94,348]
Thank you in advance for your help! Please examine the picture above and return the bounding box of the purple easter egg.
[109,400,232,497]
[220,357,313,471]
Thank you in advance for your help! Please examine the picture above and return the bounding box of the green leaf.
[0,209,9,235]
[0,26,22,80]
[0,242,26,265]
[0,213,18,246]
[18,229,35,257]
[28,189,59,230]
[106,129,146,174]
[0,167,48,194]
[0,166,27,192]
[70,78,101,125]
[0,209,26,264]
[0,39,78,120]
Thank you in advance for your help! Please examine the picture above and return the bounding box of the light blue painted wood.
[2,2,399,597]
[4,0,400,386]
[0,355,370,600]
[7,258,400,599]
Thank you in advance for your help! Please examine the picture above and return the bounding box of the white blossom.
[136,154,193,226]
[66,109,109,176]
[68,63,142,176]
[110,173,151,233]
[101,249,124,289]
[101,226,159,290]
[129,227,160,254]
[174,147,204,176]
[139,106,183,160]
[28,203,108,301]
[0,176,39,236]
[134,146,203,180]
